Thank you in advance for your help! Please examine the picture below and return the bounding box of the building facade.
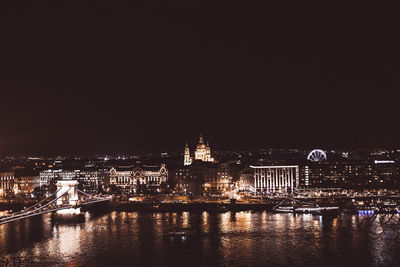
[184,143,193,166]
[0,171,15,198]
[110,164,168,193]
[80,168,110,193]
[300,159,400,190]
[14,175,40,197]
[171,162,232,195]
[250,165,299,193]
[40,169,80,187]
[40,169,109,193]
[40,169,62,187]
[238,168,254,193]
[109,166,132,191]
[201,163,231,194]
[184,134,214,165]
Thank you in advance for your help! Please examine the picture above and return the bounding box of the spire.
[184,141,192,165]
[185,142,190,154]
[206,141,211,153]
[199,133,204,144]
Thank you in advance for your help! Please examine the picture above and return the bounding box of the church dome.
[196,143,206,149]
[196,133,206,149]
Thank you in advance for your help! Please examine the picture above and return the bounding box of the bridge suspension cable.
[0,188,110,225]
[0,189,71,224]
[20,189,62,212]
[77,189,108,200]
[0,189,60,220]
[3,189,62,218]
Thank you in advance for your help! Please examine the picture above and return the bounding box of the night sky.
[1,2,399,155]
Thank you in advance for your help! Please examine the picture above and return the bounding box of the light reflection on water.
[0,212,399,266]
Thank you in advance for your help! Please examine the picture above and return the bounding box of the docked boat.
[355,204,378,214]
[274,205,339,215]
[295,206,339,215]
[357,209,376,215]
[272,197,339,215]
[274,206,294,213]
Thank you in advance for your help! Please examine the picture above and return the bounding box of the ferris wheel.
[307,149,327,162]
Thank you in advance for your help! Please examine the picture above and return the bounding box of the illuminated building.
[109,166,132,192]
[250,165,299,193]
[202,163,231,194]
[238,169,254,193]
[40,169,63,187]
[14,175,40,196]
[171,167,191,193]
[172,162,231,195]
[40,169,109,192]
[184,143,192,166]
[304,166,309,186]
[134,164,168,187]
[80,169,110,193]
[110,164,168,193]
[301,159,400,190]
[184,133,214,165]
[0,171,14,198]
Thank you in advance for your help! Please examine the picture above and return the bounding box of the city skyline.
[2,131,400,157]
[2,3,400,265]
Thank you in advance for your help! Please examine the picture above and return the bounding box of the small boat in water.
[165,227,200,239]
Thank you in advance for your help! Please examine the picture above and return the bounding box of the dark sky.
[1,2,400,155]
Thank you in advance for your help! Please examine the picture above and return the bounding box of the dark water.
[1,211,400,266]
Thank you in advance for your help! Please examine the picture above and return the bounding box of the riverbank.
[112,201,275,212]
[1,197,399,214]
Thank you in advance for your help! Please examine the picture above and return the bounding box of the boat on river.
[274,205,339,215]
[272,197,339,215]
[165,227,201,239]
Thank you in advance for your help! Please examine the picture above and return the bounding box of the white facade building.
[250,165,299,193]
[40,169,79,187]
[40,169,108,192]
[40,169,62,187]
[110,164,168,192]
[184,143,193,166]
[0,171,15,198]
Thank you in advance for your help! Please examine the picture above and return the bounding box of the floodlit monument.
[56,180,79,205]
[184,133,214,165]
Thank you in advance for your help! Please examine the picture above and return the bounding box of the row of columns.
[253,166,298,193]
[115,175,166,185]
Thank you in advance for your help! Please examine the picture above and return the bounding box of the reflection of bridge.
[0,180,110,225]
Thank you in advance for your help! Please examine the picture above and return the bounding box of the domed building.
[184,134,214,166]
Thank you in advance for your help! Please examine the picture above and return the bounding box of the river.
[1,211,399,266]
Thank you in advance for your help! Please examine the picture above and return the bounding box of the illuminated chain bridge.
[0,180,111,225]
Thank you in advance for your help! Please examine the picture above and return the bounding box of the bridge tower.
[56,180,79,206]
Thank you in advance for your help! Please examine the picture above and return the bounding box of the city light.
[2,3,400,265]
